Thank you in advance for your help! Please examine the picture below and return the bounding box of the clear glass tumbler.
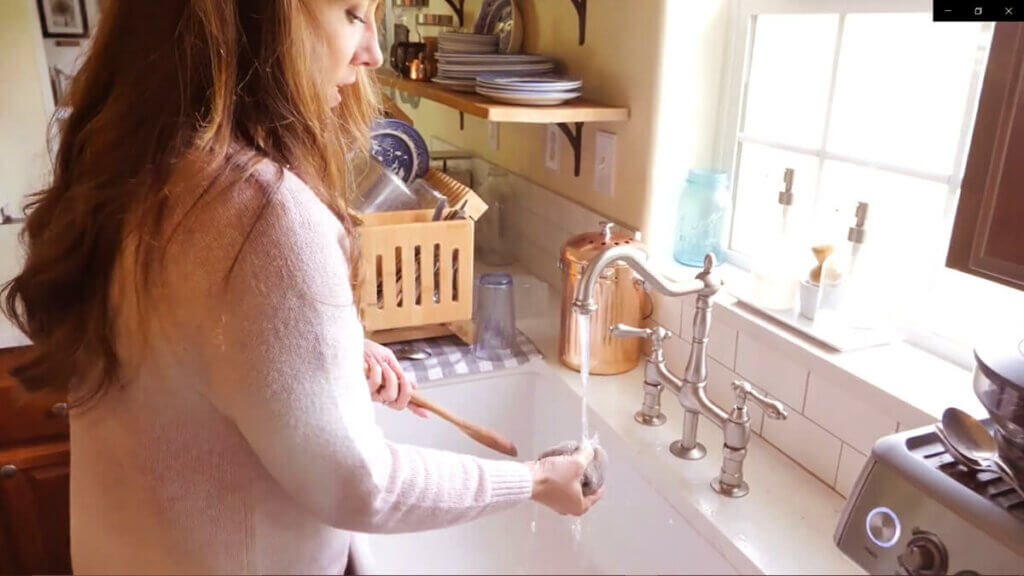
[472,273,517,361]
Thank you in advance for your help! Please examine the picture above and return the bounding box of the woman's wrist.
[525,460,546,500]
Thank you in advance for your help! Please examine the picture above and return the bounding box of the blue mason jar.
[673,170,731,267]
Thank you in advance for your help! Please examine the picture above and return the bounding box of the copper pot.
[558,222,648,374]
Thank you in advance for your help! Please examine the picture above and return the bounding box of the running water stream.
[578,313,591,443]
[573,312,594,544]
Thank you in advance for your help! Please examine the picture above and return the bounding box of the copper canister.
[558,222,647,374]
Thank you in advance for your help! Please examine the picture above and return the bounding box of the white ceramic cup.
[799,279,821,320]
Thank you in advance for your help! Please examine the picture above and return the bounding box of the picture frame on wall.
[37,0,89,38]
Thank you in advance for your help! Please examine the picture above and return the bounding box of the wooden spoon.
[409,391,519,457]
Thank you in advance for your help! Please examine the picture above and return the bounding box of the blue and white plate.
[473,0,500,34]
[370,119,429,184]
[474,0,523,53]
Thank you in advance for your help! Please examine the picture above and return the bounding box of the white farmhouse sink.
[370,371,738,575]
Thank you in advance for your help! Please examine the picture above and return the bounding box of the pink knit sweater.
[69,162,534,574]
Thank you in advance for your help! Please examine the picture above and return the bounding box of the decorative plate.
[473,0,500,34]
[480,0,523,54]
[369,119,429,183]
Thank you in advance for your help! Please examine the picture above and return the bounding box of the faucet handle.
[731,380,788,420]
[610,324,672,350]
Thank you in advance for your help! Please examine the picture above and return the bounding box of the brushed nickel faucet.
[572,250,788,497]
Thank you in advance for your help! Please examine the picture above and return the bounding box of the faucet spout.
[572,248,722,315]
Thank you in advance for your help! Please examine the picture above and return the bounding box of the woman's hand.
[526,445,604,516]
[364,339,428,418]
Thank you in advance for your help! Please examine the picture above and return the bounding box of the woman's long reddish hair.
[2,0,381,406]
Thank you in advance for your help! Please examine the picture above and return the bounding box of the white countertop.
[460,275,865,574]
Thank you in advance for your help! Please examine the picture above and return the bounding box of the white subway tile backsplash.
[804,373,898,455]
[707,358,765,435]
[569,207,608,238]
[508,204,572,264]
[835,443,869,498]
[516,236,561,289]
[763,402,843,486]
[897,411,938,433]
[521,181,578,223]
[735,333,809,410]
[709,315,738,370]
[679,301,739,370]
[650,290,683,335]
[663,334,692,377]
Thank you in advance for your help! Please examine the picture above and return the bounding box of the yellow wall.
[646,0,733,261]
[391,0,668,230]
[0,0,53,212]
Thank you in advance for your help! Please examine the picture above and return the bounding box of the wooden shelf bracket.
[557,122,584,177]
[444,0,465,29]
[569,0,587,45]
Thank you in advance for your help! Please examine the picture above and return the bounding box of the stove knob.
[898,532,948,575]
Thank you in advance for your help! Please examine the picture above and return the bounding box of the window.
[716,0,1024,364]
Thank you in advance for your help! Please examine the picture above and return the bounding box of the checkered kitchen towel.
[387,331,543,383]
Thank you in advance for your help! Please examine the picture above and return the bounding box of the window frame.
[714,0,991,270]
[712,0,998,367]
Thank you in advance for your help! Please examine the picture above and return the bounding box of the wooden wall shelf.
[377,71,629,176]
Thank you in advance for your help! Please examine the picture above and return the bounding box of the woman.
[1,0,601,573]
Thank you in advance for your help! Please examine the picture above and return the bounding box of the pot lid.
[974,336,1024,392]
[561,221,645,267]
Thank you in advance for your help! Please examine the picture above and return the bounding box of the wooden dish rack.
[358,169,486,344]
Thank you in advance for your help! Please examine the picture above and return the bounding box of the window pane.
[924,268,1024,350]
[743,14,838,148]
[730,142,820,255]
[815,160,949,310]
[827,14,986,175]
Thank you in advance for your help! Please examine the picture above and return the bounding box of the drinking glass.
[472,273,516,361]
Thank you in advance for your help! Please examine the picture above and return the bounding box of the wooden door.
[0,441,71,575]
[947,23,1024,290]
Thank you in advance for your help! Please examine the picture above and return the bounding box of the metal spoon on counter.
[941,407,1024,498]
[392,343,432,361]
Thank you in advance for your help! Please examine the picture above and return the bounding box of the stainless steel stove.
[835,421,1024,575]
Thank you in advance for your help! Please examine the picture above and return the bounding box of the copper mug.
[558,222,649,375]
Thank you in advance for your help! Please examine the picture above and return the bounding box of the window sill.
[651,256,988,429]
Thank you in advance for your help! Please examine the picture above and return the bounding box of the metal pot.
[558,222,648,374]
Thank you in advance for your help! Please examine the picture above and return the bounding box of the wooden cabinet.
[947,23,1024,290]
[0,443,70,575]
[0,347,71,575]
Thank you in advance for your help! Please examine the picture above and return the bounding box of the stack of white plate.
[474,75,583,106]
[432,36,556,93]
[437,32,499,55]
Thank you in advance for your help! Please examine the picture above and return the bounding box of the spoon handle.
[989,457,1024,499]
[935,424,983,469]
